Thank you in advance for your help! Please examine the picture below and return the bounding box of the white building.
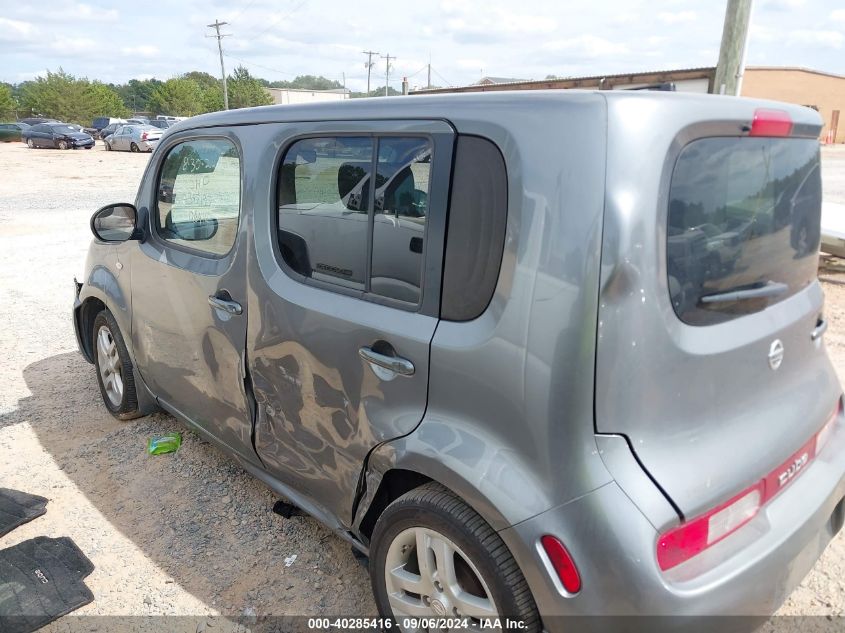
[263,87,350,105]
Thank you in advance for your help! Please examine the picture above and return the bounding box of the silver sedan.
[104,125,162,153]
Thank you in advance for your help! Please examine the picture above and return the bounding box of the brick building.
[414,66,844,143]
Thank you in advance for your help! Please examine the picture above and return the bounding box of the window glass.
[278,137,373,290]
[156,139,241,256]
[371,137,431,303]
[667,137,821,325]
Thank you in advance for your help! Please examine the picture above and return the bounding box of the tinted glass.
[50,125,77,134]
[370,137,431,303]
[278,137,373,290]
[156,139,241,256]
[667,137,821,325]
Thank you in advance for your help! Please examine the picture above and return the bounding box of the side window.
[278,137,373,290]
[156,138,241,256]
[371,137,431,303]
[277,135,432,304]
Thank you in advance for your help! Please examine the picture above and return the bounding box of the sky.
[1,0,843,91]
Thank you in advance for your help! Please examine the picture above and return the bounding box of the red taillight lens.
[749,108,793,137]
[657,398,841,571]
[141,132,148,141]
[657,484,762,571]
[541,535,581,593]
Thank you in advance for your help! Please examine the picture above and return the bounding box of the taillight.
[657,484,762,571]
[658,398,840,571]
[749,108,793,137]
[540,535,581,593]
[141,132,148,141]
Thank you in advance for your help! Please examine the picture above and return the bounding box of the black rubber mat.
[0,489,48,537]
[0,536,95,633]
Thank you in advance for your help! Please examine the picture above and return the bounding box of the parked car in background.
[26,122,95,149]
[0,122,30,142]
[127,117,150,125]
[98,123,123,140]
[19,117,58,126]
[104,124,161,152]
[149,119,174,130]
[74,93,844,631]
[92,117,126,131]
[67,123,99,137]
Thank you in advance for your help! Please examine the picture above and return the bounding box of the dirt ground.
[0,141,844,628]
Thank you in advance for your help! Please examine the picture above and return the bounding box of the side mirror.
[91,203,140,242]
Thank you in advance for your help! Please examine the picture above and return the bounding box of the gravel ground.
[0,141,844,628]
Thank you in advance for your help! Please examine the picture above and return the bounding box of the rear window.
[667,137,821,326]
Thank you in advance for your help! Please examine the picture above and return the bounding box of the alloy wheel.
[26,139,33,148]
[58,140,68,150]
[384,527,499,631]
[96,325,124,407]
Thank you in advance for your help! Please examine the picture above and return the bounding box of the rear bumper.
[500,422,845,630]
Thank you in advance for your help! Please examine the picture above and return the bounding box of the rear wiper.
[700,281,789,304]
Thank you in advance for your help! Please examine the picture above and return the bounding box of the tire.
[370,483,540,631]
[85,146,93,150]
[130,142,139,153]
[104,141,111,151]
[58,140,68,150]
[92,309,142,420]
[26,138,34,149]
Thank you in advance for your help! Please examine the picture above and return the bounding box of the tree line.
[0,66,390,125]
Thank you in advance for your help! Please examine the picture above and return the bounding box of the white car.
[104,125,162,153]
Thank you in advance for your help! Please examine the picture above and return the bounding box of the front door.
[130,130,256,463]
[248,121,455,522]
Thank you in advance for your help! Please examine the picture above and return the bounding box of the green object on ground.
[147,432,182,455]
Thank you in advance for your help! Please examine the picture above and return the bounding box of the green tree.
[18,69,127,124]
[147,77,207,116]
[227,66,273,109]
[268,75,343,90]
[0,84,16,119]
[84,82,129,118]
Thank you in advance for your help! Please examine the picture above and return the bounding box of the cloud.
[121,45,160,58]
[543,34,629,58]
[657,11,697,24]
[760,0,807,10]
[787,29,844,48]
[831,10,845,22]
[51,37,98,54]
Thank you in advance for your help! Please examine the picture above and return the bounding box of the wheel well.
[79,297,106,361]
[358,469,431,542]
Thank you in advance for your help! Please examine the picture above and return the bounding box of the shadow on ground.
[1,352,374,618]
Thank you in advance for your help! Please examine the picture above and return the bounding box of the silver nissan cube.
[73,91,845,631]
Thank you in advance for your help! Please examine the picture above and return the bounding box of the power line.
[362,50,379,94]
[228,0,259,24]
[224,53,296,76]
[430,66,453,87]
[206,20,231,109]
[247,0,309,41]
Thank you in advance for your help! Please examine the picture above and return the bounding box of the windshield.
[667,137,821,326]
[51,125,79,134]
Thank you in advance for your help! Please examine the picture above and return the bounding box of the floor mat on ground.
[0,489,48,537]
[0,536,95,633]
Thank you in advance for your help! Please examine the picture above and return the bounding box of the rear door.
[596,96,840,520]
[247,120,454,522]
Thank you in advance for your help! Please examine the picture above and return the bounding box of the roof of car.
[167,89,823,135]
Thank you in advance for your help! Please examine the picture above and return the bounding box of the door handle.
[208,294,243,315]
[359,346,415,377]
[811,319,828,341]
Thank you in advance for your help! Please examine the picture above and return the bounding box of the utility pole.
[207,19,230,109]
[381,53,395,97]
[362,50,379,95]
[712,0,753,96]
[427,52,431,89]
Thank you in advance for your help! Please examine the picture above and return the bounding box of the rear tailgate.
[596,92,840,522]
